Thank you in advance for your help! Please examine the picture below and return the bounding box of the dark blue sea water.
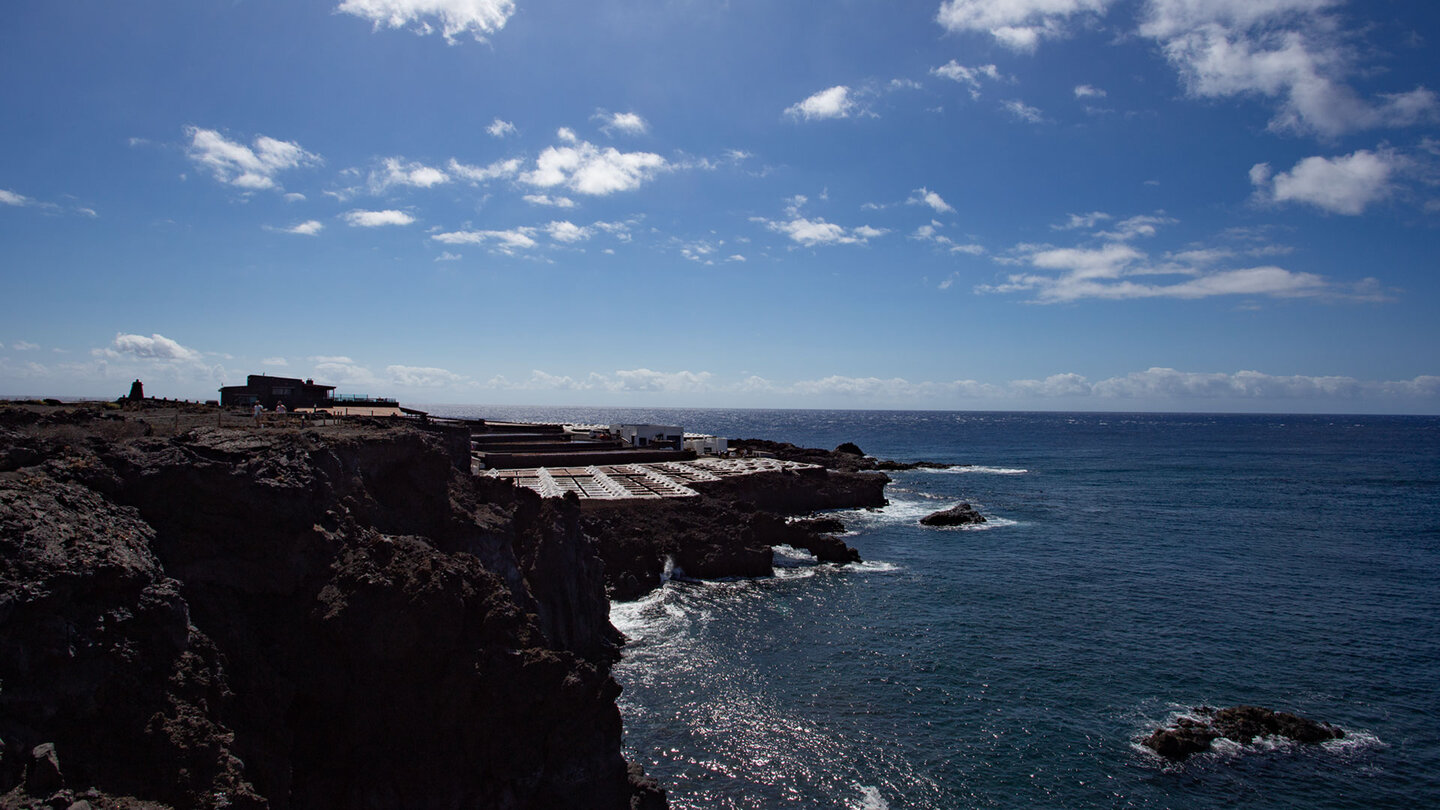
[429,407,1440,809]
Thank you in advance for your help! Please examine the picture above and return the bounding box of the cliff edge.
[0,404,663,810]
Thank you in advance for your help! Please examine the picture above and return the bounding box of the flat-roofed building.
[611,423,684,450]
[218,375,336,409]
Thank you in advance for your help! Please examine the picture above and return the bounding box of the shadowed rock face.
[1141,705,1345,761]
[0,405,662,809]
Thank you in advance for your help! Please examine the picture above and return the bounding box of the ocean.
[427,407,1440,809]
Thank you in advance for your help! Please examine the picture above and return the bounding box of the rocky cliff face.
[0,405,662,809]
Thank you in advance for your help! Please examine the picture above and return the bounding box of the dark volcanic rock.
[920,503,987,527]
[0,405,658,809]
[1141,706,1345,761]
[731,438,949,473]
[792,516,846,534]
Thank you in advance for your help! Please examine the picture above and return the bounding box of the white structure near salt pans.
[484,457,818,501]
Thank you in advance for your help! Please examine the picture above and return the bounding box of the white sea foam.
[850,785,889,810]
[920,465,1029,475]
[848,560,900,573]
[773,544,818,565]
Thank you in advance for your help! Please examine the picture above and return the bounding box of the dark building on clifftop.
[218,374,336,409]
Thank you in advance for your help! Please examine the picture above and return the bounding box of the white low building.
[684,433,728,456]
[611,423,685,450]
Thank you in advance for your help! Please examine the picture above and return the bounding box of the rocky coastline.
[0,403,892,809]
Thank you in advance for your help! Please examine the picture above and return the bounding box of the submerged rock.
[1142,705,1345,761]
[919,503,987,527]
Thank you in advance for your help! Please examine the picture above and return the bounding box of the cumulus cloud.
[386,364,466,387]
[936,0,1115,51]
[336,0,516,43]
[270,219,324,235]
[521,130,670,195]
[785,86,855,121]
[344,209,416,227]
[487,118,517,138]
[1250,149,1404,214]
[368,157,450,193]
[546,220,592,243]
[185,126,319,191]
[13,341,40,351]
[431,227,538,253]
[931,61,1003,98]
[754,215,888,247]
[908,187,956,213]
[1074,84,1107,98]
[595,110,649,136]
[261,356,289,367]
[523,193,576,208]
[1,189,33,207]
[447,156,521,184]
[1139,0,1439,137]
[99,333,203,363]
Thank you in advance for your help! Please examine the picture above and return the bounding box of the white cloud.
[523,193,577,208]
[981,240,1344,302]
[596,110,649,136]
[1091,367,1364,400]
[310,355,356,365]
[101,333,203,363]
[1139,0,1440,137]
[1074,84,1107,98]
[1250,149,1404,214]
[313,360,382,387]
[785,86,855,121]
[435,251,462,261]
[908,187,956,213]
[272,219,324,235]
[487,118,517,137]
[431,227,538,253]
[1002,99,1045,123]
[546,220,593,243]
[447,156,521,184]
[13,341,40,351]
[1096,213,1177,240]
[521,130,670,195]
[1055,211,1112,230]
[336,0,516,43]
[344,209,416,227]
[369,157,450,193]
[930,61,1002,98]
[936,0,1115,51]
[261,356,289,367]
[387,364,466,387]
[284,192,306,203]
[754,215,888,247]
[1,189,32,207]
[185,126,319,191]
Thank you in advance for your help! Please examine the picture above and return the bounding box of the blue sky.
[2,0,1438,412]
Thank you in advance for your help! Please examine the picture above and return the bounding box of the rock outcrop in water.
[1142,705,1345,761]
[920,503,987,527]
[0,403,664,809]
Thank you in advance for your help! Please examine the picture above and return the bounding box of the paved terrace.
[482,457,820,501]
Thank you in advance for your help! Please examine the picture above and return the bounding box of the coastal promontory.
[0,403,663,809]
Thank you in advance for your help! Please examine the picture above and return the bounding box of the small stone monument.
[127,379,145,401]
